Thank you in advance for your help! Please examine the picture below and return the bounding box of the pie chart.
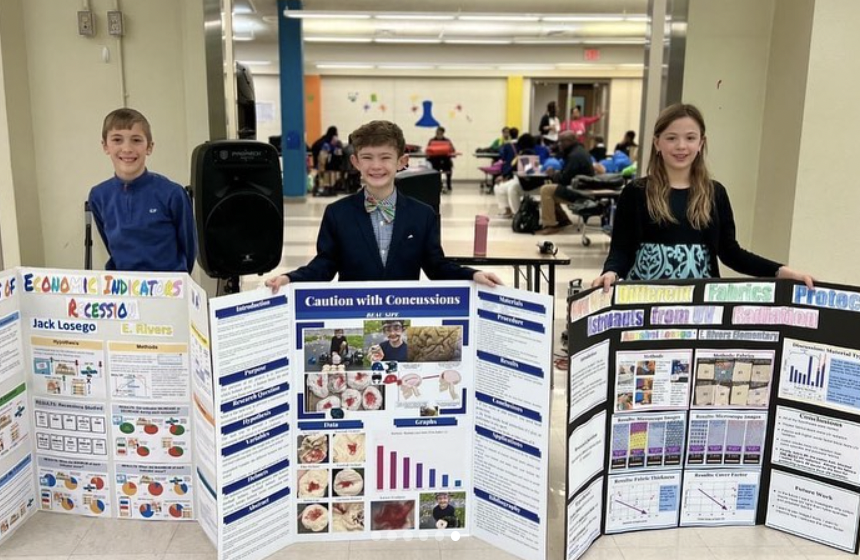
[173,482,188,495]
[42,474,57,487]
[119,422,135,434]
[144,424,159,435]
[168,504,184,518]
[61,497,75,511]
[137,446,150,457]
[64,476,78,490]
[148,482,164,496]
[90,476,105,490]
[89,499,106,514]
[169,424,185,436]
[139,504,155,518]
[122,481,138,496]
[167,446,184,458]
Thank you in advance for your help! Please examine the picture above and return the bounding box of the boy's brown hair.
[351,120,406,156]
[102,108,153,144]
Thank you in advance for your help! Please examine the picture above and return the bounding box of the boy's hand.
[264,274,290,293]
[473,271,503,287]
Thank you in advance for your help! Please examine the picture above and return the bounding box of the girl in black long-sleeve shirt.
[592,104,813,291]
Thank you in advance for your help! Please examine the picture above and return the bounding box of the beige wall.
[684,0,775,264]
[0,0,208,270]
[789,0,860,283]
[752,0,814,264]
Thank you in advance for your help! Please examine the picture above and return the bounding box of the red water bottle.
[473,215,489,257]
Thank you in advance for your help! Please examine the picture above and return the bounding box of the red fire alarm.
[584,49,601,61]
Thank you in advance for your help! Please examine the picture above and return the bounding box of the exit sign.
[584,49,601,61]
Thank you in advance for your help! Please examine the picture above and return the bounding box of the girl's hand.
[591,271,618,293]
[777,266,814,290]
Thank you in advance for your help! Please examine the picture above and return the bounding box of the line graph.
[605,473,681,533]
[680,471,759,525]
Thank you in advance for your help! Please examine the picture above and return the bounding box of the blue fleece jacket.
[88,170,196,272]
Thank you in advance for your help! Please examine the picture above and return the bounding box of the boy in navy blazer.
[267,120,501,288]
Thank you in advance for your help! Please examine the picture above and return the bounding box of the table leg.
[549,264,556,297]
[534,264,541,293]
[514,265,521,290]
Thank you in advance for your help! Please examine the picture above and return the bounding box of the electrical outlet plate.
[107,11,124,37]
[77,10,95,37]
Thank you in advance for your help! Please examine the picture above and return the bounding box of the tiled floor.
[0,183,853,560]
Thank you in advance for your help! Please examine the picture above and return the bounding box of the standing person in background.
[615,130,639,160]
[562,105,605,142]
[538,102,561,147]
[89,108,196,273]
[426,126,456,194]
[592,104,813,291]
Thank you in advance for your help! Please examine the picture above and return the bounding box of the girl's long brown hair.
[646,104,713,229]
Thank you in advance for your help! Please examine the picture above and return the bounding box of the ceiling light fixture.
[513,38,584,45]
[542,15,625,22]
[377,63,436,69]
[374,37,443,44]
[444,38,513,45]
[316,63,375,69]
[375,14,456,21]
[458,15,540,22]
[305,36,373,43]
[237,60,271,66]
[284,10,371,20]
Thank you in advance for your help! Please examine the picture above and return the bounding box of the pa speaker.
[190,140,283,278]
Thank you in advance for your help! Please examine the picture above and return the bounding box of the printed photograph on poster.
[418,491,465,529]
[778,338,860,414]
[772,406,860,485]
[767,470,860,552]
[567,479,602,560]
[0,385,29,461]
[686,411,767,467]
[297,469,329,499]
[0,311,23,387]
[569,340,609,423]
[332,433,366,464]
[615,350,691,412]
[332,502,364,533]
[610,412,685,472]
[30,336,105,398]
[363,320,463,364]
[569,411,606,497]
[679,470,759,526]
[303,328,366,372]
[332,468,364,497]
[297,503,330,534]
[304,372,385,413]
[110,404,190,462]
[570,287,613,323]
[37,456,111,517]
[108,342,189,401]
[33,398,107,458]
[114,463,193,520]
[370,500,415,530]
[605,471,681,533]
[298,434,329,464]
[691,350,774,408]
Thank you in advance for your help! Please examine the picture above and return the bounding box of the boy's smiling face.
[103,122,152,182]
[351,143,407,198]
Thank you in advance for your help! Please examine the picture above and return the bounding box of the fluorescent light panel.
[542,15,625,22]
[374,37,442,44]
[305,36,373,43]
[284,11,371,19]
[377,64,435,69]
[316,63,375,69]
[374,14,456,21]
[458,15,540,22]
[444,38,512,44]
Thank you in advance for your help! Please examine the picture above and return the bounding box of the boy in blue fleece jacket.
[88,108,196,272]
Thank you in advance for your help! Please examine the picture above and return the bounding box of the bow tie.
[365,195,396,223]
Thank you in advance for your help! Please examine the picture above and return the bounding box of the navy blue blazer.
[287,191,476,282]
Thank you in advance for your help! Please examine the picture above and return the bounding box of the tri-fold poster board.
[566,278,860,559]
[0,268,553,560]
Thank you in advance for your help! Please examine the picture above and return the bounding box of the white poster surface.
[37,456,111,517]
[679,470,760,526]
[605,471,681,533]
[115,463,193,520]
[30,336,105,398]
[108,341,189,401]
[569,340,609,422]
[110,404,191,463]
[566,478,602,560]
[0,310,23,387]
[691,349,774,409]
[0,456,36,540]
[0,384,30,462]
[767,470,860,552]
[772,406,860,485]
[778,338,860,414]
[610,412,685,472]
[686,411,767,467]
[614,350,691,412]
[569,411,605,496]
[33,398,107,458]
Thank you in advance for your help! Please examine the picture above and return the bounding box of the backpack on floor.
[512,196,541,234]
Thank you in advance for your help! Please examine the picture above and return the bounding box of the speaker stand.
[216,276,241,295]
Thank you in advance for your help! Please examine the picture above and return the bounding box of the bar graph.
[375,442,464,491]
[787,350,825,389]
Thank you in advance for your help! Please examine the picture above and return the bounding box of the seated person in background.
[615,130,639,160]
[488,127,511,151]
[494,133,537,218]
[496,127,520,181]
[89,107,196,272]
[426,126,456,193]
[380,320,407,362]
[590,136,608,162]
[535,131,595,235]
[265,120,501,289]
[534,135,551,164]
[562,105,605,142]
